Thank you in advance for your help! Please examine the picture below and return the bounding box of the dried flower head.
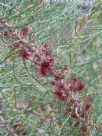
[84,94,94,113]
[68,78,85,93]
[51,74,69,101]
[20,48,30,60]
[35,44,55,76]
[3,30,9,37]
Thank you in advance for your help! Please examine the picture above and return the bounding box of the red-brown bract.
[19,44,55,76]
[20,48,30,60]
[38,60,54,76]
[20,27,29,36]
[51,74,69,101]
[51,76,85,102]
[35,44,55,76]
[67,78,85,93]
[3,31,9,37]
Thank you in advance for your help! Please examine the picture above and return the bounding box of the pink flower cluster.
[20,27,29,36]
[3,26,55,77]
[19,44,55,76]
[33,44,55,76]
[51,74,94,134]
[64,94,94,119]
[2,24,94,135]
[51,74,69,101]
[51,75,85,101]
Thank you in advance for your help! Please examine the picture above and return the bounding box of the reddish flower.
[84,105,91,111]
[3,31,9,37]
[84,94,94,103]
[20,49,30,60]
[20,27,29,36]
[35,44,54,76]
[68,78,85,93]
[64,97,84,120]
[38,60,53,76]
[60,94,67,102]
[51,75,69,101]
[71,95,94,120]
[51,75,65,89]
[84,94,94,113]
[54,91,67,101]
[71,94,94,120]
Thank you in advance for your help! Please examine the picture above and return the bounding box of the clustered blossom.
[19,44,54,77]
[51,75,85,102]
[63,94,94,135]
[64,95,94,119]
[84,94,94,113]
[19,48,31,60]
[51,74,68,101]
[51,73,94,135]
[2,22,94,135]
[3,30,9,37]
[2,22,55,77]
[2,24,54,77]
[34,44,55,76]
[68,78,85,93]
